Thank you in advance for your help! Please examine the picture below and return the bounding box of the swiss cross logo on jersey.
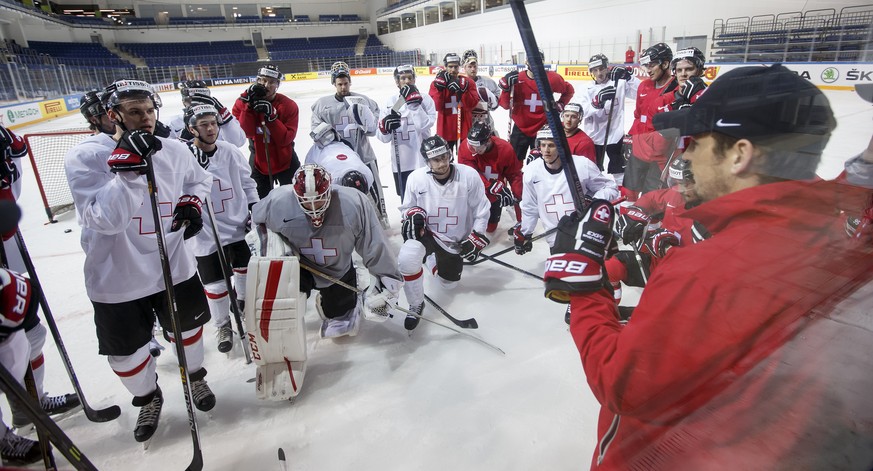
[336,154,348,161]
[593,205,611,224]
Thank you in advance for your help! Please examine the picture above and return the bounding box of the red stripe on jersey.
[168,327,204,346]
[204,290,228,300]
[30,354,44,371]
[232,268,247,274]
[114,355,151,378]
[284,357,298,392]
[403,269,423,282]
[259,260,284,342]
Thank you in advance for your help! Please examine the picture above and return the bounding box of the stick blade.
[278,448,286,461]
[84,404,121,423]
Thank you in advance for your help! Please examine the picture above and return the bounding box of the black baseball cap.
[0,200,21,234]
[653,64,836,147]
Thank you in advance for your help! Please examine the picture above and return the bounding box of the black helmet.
[79,90,106,119]
[671,47,706,73]
[258,64,282,81]
[341,170,370,194]
[443,53,461,67]
[588,54,609,70]
[667,157,693,187]
[641,43,673,65]
[420,135,451,161]
[180,80,210,98]
[467,121,493,147]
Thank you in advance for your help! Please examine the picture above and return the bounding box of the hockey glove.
[252,100,277,122]
[187,142,209,170]
[622,134,634,162]
[433,70,449,91]
[0,157,19,190]
[459,231,490,262]
[191,94,232,125]
[399,84,423,106]
[544,200,617,303]
[108,130,161,174]
[379,110,402,134]
[488,180,516,207]
[401,206,428,241]
[447,76,468,96]
[615,205,650,246]
[511,223,533,255]
[349,103,376,129]
[363,276,402,322]
[170,195,203,240]
[644,228,680,258]
[691,220,711,244]
[0,268,37,333]
[498,70,519,92]
[591,86,616,109]
[609,66,634,82]
[525,148,542,165]
[242,83,268,103]
[153,121,172,138]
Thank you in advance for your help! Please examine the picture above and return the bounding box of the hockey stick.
[24,367,56,470]
[278,448,287,471]
[599,74,621,171]
[619,231,649,285]
[296,264,503,354]
[261,117,274,193]
[464,227,558,266]
[509,0,587,211]
[507,83,514,138]
[13,231,122,423]
[143,159,203,471]
[391,96,406,199]
[422,294,478,329]
[0,363,97,471]
[475,253,543,281]
[203,197,252,363]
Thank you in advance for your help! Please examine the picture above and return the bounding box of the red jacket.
[628,78,676,165]
[499,71,574,137]
[428,76,480,142]
[457,136,522,202]
[569,180,873,470]
[635,188,695,244]
[566,128,596,164]
[232,92,299,174]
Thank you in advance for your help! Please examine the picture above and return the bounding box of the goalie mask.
[310,122,338,148]
[331,61,351,85]
[293,164,333,228]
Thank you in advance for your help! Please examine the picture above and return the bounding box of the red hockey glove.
[170,195,203,240]
[645,228,681,258]
[488,180,516,207]
[512,223,532,255]
[433,70,449,91]
[399,84,423,106]
[401,206,428,241]
[498,70,519,92]
[0,268,36,333]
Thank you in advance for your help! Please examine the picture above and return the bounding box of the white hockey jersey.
[304,141,374,190]
[581,77,640,146]
[168,113,248,148]
[376,94,436,173]
[521,155,619,246]
[400,164,491,253]
[311,93,380,164]
[251,185,401,288]
[190,140,260,257]
[65,133,212,303]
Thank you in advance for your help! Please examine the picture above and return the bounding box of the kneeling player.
[397,136,491,330]
[304,122,376,200]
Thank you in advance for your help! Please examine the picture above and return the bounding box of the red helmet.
[292,164,332,227]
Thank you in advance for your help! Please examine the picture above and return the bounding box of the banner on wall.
[350,68,376,76]
[415,67,431,76]
[64,94,81,112]
[285,72,318,81]
[39,99,66,119]
[377,67,395,75]
[0,102,42,128]
[211,76,257,86]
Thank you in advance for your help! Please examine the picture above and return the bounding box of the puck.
[64,229,72,233]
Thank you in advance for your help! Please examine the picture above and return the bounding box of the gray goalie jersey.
[311,93,380,164]
[251,185,401,288]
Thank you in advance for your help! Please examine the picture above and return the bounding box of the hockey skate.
[190,369,216,412]
[133,387,163,444]
[404,302,425,331]
[216,321,233,354]
[0,427,41,466]
[10,393,81,428]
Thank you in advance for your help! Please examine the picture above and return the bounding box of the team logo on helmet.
[292,164,333,228]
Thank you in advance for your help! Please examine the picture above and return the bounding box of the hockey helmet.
[671,47,706,74]
[462,49,478,65]
[443,53,461,67]
[331,61,351,84]
[420,135,451,161]
[588,54,609,71]
[185,104,218,127]
[640,43,673,66]
[79,90,106,119]
[667,156,694,188]
[341,170,370,194]
[257,64,282,81]
[180,80,210,98]
[292,164,333,228]
[562,102,583,118]
[310,121,338,148]
[102,79,161,110]
[393,64,416,83]
[470,101,490,126]
[467,121,493,150]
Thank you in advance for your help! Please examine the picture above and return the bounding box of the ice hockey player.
[457,121,522,234]
[559,103,597,165]
[305,122,375,197]
[65,79,216,443]
[251,163,403,339]
[232,64,301,199]
[429,53,481,152]
[462,50,500,116]
[184,104,259,354]
[377,64,436,199]
[581,54,639,180]
[625,43,676,196]
[498,51,575,162]
[169,80,246,147]
[1,125,81,428]
[310,62,389,228]
[658,47,708,112]
[79,90,116,135]
[397,135,491,330]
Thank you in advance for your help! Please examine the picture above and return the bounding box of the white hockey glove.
[349,103,376,131]
[363,276,402,322]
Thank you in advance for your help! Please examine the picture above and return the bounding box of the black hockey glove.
[379,110,401,134]
[498,70,519,92]
[401,206,428,241]
[170,195,203,240]
[644,228,680,258]
[191,94,232,125]
[433,70,449,91]
[488,180,516,207]
[671,76,707,110]
[252,100,277,122]
[609,66,633,82]
[153,121,172,138]
[187,142,209,170]
[591,86,616,109]
[615,205,650,246]
[525,148,542,165]
[511,223,532,255]
[0,157,18,190]
[447,76,468,95]
[459,231,490,262]
[242,83,268,103]
[399,84,423,105]
[544,200,617,303]
[108,130,161,174]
